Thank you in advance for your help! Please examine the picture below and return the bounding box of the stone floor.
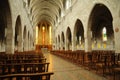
[44,53,115,80]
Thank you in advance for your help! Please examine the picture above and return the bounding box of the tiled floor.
[44,53,112,80]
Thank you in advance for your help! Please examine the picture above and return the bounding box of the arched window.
[49,26,52,45]
[42,26,45,45]
[23,0,27,7]
[79,36,81,45]
[35,26,38,44]
[61,10,64,17]
[65,0,71,10]
[56,16,58,23]
[102,27,107,41]
[27,0,30,7]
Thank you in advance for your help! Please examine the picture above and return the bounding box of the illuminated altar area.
[35,21,52,51]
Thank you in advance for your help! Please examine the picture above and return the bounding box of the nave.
[0,0,120,80]
[45,53,109,80]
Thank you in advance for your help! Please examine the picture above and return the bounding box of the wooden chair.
[95,51,107,75]
[0,72,54,80]
[83,52,92,70]
[0,51,54,80]
[112,53,120,80]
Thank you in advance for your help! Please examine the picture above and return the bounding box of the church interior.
[0,0,120,80]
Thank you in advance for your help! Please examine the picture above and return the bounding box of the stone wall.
[55,0,120,53]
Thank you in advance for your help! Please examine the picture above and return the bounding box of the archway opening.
[0,6,6,49]
[89,4,114,50]
[28,32,30,50]
[66,27,72,50]
[15,16,22,52]
[74,19,84,50]
[58,35,60,50]
[56,37,57,50]
[61,32,65,50]
[23,26,27,51]
[0,0,12,52]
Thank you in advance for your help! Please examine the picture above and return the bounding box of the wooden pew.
[95,50,115,75]
[112,53,120,80]
[0,51,54,80]
[6,58,46,64]
[0,72,54,80]
[0,62,50,74]
[7,53,44,60]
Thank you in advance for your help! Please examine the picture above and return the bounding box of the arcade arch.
[14,16,22,52]
[88,3,114,50]
[61,32,65,50]
[58,35,60,50]
[73,19,84,50]
[66,27,72,50]
[23,26,27,51]
[0,0,12,53]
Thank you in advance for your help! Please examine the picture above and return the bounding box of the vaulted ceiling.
[28,0,63,27]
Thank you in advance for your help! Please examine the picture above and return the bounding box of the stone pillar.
[32,41,35,50]
[85,30,92,52]
[6,29,14,54]
[60,41,62,50]
[28,36,30,51]
[113,17,120,53]
[65,39,68,50]
[18,34,23,52]
[30,38,32,50]
[72,37,75,51]
[30,37,32,50]
[57,42,59,50]
[54,43,56,50]
[60,40,63,50]
[0,41,1,52]
[24,33,28,51]
[59,41,61,50]
[1,42,5,52]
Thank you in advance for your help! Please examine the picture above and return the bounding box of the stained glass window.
[102,27,107,41]
[65,0,71,10]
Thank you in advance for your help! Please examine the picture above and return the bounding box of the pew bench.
[0,62,50,74]
[6,58,46,64]
[0,72,54,80]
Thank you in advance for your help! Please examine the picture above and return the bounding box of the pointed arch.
[23,26,27,51]
[61,32,65,50]
[66,27,72,50]
[73,19,84,50]
[58,35,60,50]
[0,0,12,53]
[88,3,114,50]
[14,15,22,51]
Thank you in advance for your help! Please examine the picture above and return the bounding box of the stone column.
[57,42,59,50]
[54,43,56,50]
[24,33,28,51]
[59,41,61,50]
[113,17,120,53]
[29,37,31,50]
[85,30,92,52]
[65,39,68,50]
[72,37,75,51]
[6,29,14,54]
[28,36,30,51]
[18,34,23,52]
[0,41,1,51]
[1,42,5,52]
[30,37,33,50]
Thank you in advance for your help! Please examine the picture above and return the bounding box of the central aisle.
[44,53,108,80]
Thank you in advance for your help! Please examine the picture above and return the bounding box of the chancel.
[0,0,120,80]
